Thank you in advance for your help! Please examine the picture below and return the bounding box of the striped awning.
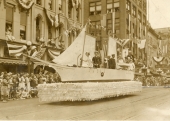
[0,59,27,65]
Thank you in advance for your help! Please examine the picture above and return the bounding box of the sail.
[52,28,96,66]
[107,37,117,59]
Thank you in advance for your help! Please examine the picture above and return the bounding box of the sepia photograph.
[0,0,170,120]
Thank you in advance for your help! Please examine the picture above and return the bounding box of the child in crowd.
[20,88,31,99]
[29,87,38,98]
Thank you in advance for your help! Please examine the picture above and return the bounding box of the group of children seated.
[8,87,38,100]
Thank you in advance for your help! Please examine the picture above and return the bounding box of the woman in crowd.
[25,73,31,92]
[1,75,9,103]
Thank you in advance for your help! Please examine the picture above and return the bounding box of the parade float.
[27,24,142,102]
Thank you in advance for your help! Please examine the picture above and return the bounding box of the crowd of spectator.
[0,71,61,103]
[134,75,169,87]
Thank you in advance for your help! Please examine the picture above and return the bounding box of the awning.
[0,59,27,65]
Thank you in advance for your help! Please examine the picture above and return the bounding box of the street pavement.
[0,87,170,120]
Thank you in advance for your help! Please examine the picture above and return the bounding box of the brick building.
[0,0,83,73]
[83,0,147,61]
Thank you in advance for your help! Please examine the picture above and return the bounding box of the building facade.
[147,26,158,69]
[83,0,147,61]
[154,27,170,71]
[0,0,84,73]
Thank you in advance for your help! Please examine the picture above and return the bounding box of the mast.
[80,23,88,67]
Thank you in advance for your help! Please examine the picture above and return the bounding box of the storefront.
[0,58,27,73]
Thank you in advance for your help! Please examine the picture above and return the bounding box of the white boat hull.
[54,67,134,82]
[38,81,142,102]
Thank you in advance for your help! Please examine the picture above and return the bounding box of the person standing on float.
[92,51,101,68]
[108,54,116,69]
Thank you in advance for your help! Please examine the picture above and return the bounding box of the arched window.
[36,15,42,41]
[20,12,27,40]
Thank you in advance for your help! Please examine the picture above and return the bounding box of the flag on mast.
[137,39,146,49]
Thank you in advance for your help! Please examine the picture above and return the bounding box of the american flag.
[31,48,46,61]
[116,39,131,47]
[34,48,46,58]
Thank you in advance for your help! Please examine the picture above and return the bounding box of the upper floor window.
[132,5,136,17]
[20,12,27,40]
[48,26,52,39]
[36,16,42,41]
[6,5,14,41]
[114,0,120,12]
[48,0,53,10]
[36,0,41,5]
[126,0,131,12]
[115,18,119,25]
[89,21,101,36]
[107,0,113,13]
[143,1,146,13]
[6,5,13,26]
[107,19,112,31]
[143,15,146,25]
[59,0,62,13]
[137,0,142,8]
[89,1,101,15]
[138,10,142,21]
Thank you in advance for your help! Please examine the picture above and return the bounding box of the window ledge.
[35,4,44,10]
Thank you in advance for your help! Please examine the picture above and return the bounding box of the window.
[143,15,146,25]
[89,21,101,36]
[132,5,136,17]
[143,30,145,36]
[107,0,113,13]
[115,17,119,37]
[96,2,101,14]
[115,18,119,27]
[114,0,119,12]
[89,21,101,50]
[48,26,52,39]
[89,1,101,15]
[139,27,140,38]
[48,0,52,10]
[138,10,142,21]
[138,0,142,8]
[115,29,119,34]
[59,0,62,13]
[20,12,27,40]
[5,5,13,39]
[143,1,146,12]
[68,0,73,18]
[36,0,41,5]
[126,0,131,12]
[6,5,13,33]
[36,16,42,41]
[89,3,95,15]
[107,19,112,34]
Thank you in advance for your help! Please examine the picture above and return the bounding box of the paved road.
[0,87,170,120]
